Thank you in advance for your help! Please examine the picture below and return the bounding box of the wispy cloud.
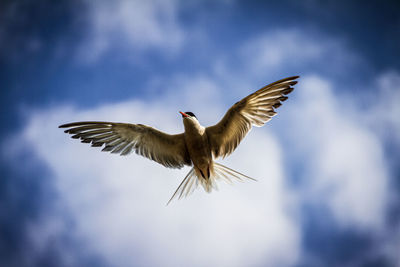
[235,29,365,81]
[287,75,389,229]
[79,0,184,62]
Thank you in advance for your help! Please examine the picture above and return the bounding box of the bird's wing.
[206,76,299,159]
[59,121,191,169]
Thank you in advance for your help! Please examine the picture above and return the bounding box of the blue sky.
[1,1,400,266]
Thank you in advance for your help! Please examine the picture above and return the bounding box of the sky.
[1,0,400,266]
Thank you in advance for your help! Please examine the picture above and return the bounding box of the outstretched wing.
[206,76,299,159]
[59,121,191,169]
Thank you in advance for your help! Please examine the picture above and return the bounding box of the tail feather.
[214,163,257,182]
[166,168,197,205]
[166,163,256,205]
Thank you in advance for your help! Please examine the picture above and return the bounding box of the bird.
[59,76,299,204]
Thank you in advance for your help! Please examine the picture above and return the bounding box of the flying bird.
[59,76,299,204]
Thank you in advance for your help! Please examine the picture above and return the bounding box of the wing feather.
[59,121,191,168]
[206,76,299,158]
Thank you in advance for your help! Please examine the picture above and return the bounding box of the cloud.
[368,71,400,149]
[79,0,184,62]
[232,29,365,81]
[241,30,323,68]
[285,75,389,229]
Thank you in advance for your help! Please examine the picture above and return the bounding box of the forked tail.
[166,163,256,205]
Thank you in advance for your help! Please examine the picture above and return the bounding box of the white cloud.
[19,76,300,267]
[236,29,363,79]
[286,75,389,229]
[368,71,400,146]
[241,30,322,69]
[80,0,184,62]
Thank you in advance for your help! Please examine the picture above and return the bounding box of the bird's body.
[182,115,212,178]
[59,76,299,203]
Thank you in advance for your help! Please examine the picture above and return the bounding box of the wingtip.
[59,122,77,128]
[58,121,112,128]
[283,75,300,80]
[286,75,300,81]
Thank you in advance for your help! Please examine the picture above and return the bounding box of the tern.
[59,76,299,204]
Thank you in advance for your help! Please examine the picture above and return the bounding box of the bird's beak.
[179,111,189,117]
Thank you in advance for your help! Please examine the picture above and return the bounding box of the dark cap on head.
[184,112,196,118]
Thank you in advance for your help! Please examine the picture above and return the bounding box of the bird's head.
[179,111,201,128]
[180,111,203,131]
[179,111,197,119]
